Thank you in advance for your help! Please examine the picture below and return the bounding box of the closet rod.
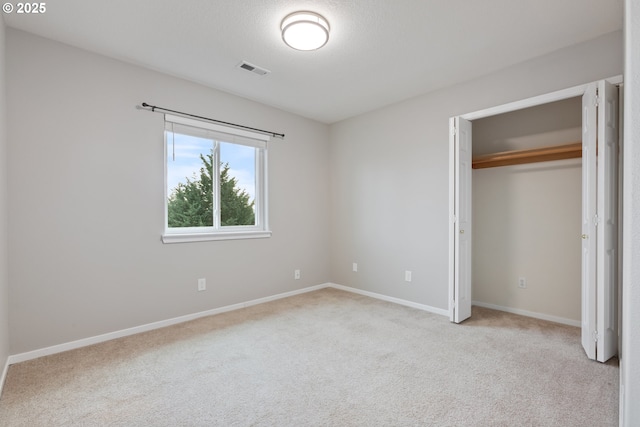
[140,102,285,139]
[472,142,582,169]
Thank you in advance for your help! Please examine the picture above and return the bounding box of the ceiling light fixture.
[281,11,330,51]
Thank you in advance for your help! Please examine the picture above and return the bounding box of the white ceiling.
[3,0,623,124]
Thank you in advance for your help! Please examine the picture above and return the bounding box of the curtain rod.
[140,102,285,139]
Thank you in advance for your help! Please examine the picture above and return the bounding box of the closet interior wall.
[472,97,583,323]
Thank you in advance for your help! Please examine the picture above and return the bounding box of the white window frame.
[162,114,271,243]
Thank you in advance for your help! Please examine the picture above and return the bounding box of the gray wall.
[473,159,582,321]
[622,1,640,425]
[0,17,9,375]
[472,97,582,156]
[329,31,622,311]
[6,30,331,354]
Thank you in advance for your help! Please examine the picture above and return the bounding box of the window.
[162,114,270,243]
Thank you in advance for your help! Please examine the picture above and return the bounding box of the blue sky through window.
[166,132,256,202]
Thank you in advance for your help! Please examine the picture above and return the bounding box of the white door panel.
[449,118,456,322]
[450,117,472,323]
[581,83,597,360]
[596,80,619,363]
[581,80,619,363]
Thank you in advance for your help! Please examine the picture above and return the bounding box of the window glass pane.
[220,141,256,226]
[166,132,214,228]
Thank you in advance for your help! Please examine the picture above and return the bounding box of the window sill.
[162,230,272,244]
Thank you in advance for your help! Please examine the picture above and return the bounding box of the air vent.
[237,61,270,76]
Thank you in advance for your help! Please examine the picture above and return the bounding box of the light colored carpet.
[0,288,618,426]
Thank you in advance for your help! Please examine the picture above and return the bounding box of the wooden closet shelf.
[472,142,582,169]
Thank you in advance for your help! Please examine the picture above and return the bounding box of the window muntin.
[163,115,269,242]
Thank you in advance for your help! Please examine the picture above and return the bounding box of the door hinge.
[593,330,599,342]
[452,214,457,223]
[452,125,457,136]
[594,95,600,107]
[593,214,600,226]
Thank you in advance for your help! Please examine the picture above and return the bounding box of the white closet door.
[596,80,619,362]
[581,83,597,360]
[449,117,472,323]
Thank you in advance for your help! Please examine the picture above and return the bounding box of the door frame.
[448,75,623,327]
[460,77,621,121]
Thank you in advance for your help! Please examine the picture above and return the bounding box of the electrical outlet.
[405,271,412,282]
[294,269,301,280]
[198,278,206,291]
[352,263,358,272]
[518,277,526,289]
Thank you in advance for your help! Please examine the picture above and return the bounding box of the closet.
[471,97,583,325]
[449,78,621,363]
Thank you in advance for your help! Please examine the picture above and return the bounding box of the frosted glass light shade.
[281,11,330,51]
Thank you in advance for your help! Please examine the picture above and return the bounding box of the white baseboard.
[472,300,581,327]
[8,283,328,365]
[7,283,449,366]
[328,283,449,317]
